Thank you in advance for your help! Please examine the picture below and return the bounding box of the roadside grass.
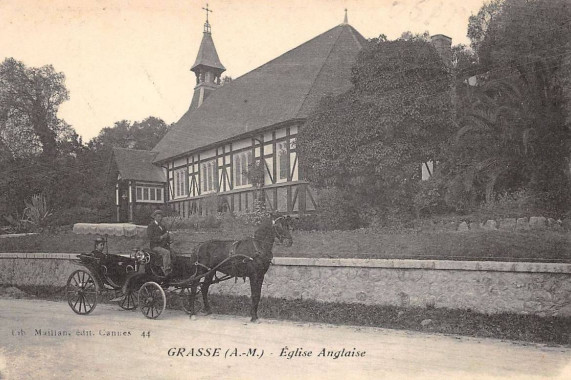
[1,226,570,262]
[4,285,570,346]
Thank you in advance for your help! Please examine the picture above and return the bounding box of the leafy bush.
[2,194,54,233]
[163,214,222,230]
[413,178,449,217]
[292,214,320,231]
[234,198,270,226]
[477,189,568,220]
[315,188,362,230]
[200,194,225,214]
[2,212,32,233]
[48,206,114,226]
[246,160,265,188]
[132,204,176,225]
[22,194,52,228]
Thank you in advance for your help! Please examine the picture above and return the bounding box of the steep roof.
[113,148,166,182]
[191,32,226,72]
[153,23,367,163]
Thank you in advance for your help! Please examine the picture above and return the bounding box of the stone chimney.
[430,34,452,67]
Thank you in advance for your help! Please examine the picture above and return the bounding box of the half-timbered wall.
[164,123,315,215]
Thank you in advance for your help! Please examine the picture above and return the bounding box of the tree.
[88,117,168,151]
[297,37,454,224]
[0,58,69,160]
[467,0,503,55]
[0,59,92,220]
[449,0,571,211]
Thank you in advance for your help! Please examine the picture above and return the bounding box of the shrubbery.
[313,188,362,230]
[48,206,114,226]
[162,214,222,230]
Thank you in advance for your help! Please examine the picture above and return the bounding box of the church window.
[174,169,188,198]
[234,151,252,187]
[201,161,216,193]
[277,142,288,181]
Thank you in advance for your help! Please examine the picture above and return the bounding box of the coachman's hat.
[151,209,164,218]
[94,236,105,244]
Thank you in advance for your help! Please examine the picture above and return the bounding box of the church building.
[112,10,451,222]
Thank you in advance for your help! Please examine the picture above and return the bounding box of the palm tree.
[447,76,534,207]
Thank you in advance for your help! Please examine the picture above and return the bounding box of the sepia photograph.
[1,0,570,379]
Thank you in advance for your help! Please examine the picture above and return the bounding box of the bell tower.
[189,4,226,110]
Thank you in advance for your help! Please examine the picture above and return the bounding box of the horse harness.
[188,219,286,283]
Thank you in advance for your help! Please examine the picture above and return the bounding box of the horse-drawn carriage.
[66,216,293,321]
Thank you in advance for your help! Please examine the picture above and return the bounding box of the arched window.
[242,152,251,185]
[174,169,188,198]
[278,142,288,181]
[234,151,252,188]
[200,160,216,193]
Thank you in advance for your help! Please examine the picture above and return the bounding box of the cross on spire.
[202,3,213,33]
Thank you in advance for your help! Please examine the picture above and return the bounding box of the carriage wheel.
[119,290,138,310]
[138,282,166,319]
[66,269,99,315]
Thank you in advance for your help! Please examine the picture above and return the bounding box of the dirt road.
[0,298,569,380]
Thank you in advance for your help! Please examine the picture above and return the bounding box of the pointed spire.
[189,4,225,110]
[343,8,348,24]
[192,3,224,72]
[191,33,226,72]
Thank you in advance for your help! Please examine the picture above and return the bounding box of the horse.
[181,215,293,322]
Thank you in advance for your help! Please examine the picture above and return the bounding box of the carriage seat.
[78,252,103,264]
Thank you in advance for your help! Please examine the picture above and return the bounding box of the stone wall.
[1,253,570,317]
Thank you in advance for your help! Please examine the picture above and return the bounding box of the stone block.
[499,218,516,231]
[420,319,433,327]
[529,216,547,229]
[398,291,410,307]
[523,301,543,313]
[356,291,367,301]
[482,220,497,230]
[457,221,469,232]
[516,217,530,231]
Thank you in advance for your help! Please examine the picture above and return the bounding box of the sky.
[0,0,488,142]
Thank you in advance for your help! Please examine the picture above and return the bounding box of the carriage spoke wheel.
[66,269,99,315]
[138,282,166,319]
[119,290,138,310]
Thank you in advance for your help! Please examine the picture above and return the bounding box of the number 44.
[141,331,151,338]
